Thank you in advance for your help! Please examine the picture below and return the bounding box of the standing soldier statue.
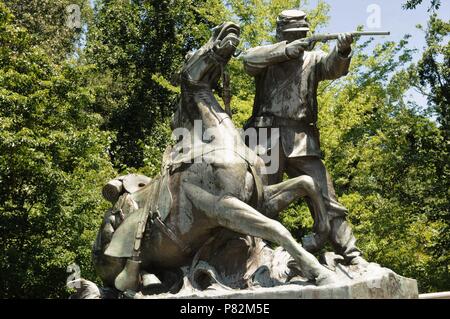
[243,9,367,265]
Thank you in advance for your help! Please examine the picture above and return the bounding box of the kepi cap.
[277,9,310,32]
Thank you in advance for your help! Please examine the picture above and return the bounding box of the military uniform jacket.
[243,41,351,158]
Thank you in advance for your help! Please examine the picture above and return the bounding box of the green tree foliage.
[85,0,228,170]
[4,0,91,61]
[316,35,449,292]
[403,0,441,11]
[403,4,449,291]
[0,2,115,297]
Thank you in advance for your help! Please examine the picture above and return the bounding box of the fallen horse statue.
[70,22,418,299]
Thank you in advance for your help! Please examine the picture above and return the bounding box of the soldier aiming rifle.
[243,9,389,265]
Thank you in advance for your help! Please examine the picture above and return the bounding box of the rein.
[207,48,232,118]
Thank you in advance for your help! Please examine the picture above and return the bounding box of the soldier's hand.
[286,39,311,58]
[337,33,353,56]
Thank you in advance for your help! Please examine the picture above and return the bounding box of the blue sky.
[305,0,450,108]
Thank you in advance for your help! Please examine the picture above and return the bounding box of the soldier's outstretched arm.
[242,41,292,76]
[316,33,353,81]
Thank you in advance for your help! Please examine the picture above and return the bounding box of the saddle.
[103,171,173,258]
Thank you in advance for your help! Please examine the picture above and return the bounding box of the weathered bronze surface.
[242,9,366,262]
[69,11,414,299]
[87,21,337,296]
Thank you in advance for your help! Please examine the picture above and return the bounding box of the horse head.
[173,22,241,132]
[181,22,240,86]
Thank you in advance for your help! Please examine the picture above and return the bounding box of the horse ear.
[211,23,225,38]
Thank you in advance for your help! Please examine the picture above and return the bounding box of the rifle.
[305,31,390,49]
[235,31,390,57]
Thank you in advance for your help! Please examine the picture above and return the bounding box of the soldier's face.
[279,31,307,43]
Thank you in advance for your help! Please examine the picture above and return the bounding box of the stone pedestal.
[132,263,418,299]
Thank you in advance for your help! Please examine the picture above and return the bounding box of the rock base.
[130,263,418,299]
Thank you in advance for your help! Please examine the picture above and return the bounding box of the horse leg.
[262,175,330,249]
[183,183,337,285]
[92,212,126,288]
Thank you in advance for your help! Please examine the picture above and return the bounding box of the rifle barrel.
[352,31,390,36]
[309,31,390,43]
